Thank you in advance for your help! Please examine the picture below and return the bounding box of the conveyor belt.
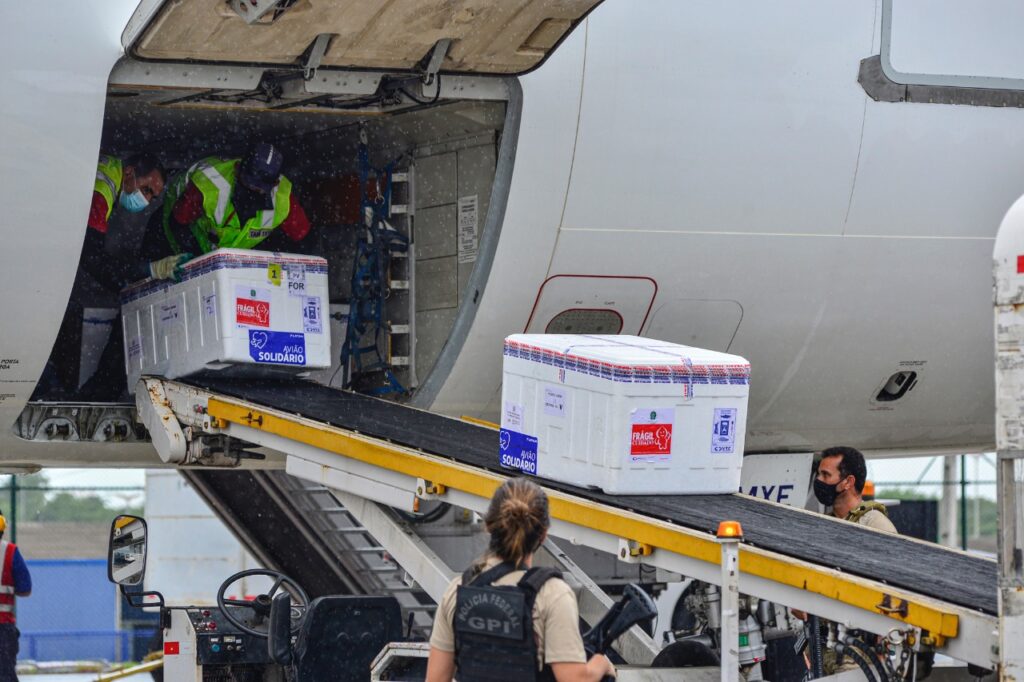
[185,374,997,616]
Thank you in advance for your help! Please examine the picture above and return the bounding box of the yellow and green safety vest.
[94,155,124,221]
[163,157,292,254]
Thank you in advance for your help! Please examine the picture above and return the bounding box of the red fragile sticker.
[1017,255,1024,274]
[630,423,673,456]
[236,298,270,327]
[164,641,180,655]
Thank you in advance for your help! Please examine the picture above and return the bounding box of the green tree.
[36,492,121,523]
[876,487,937,501]
[16,472,50,521]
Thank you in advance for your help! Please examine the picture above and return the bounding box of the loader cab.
[106,514,403,682]
[19,0,604,448]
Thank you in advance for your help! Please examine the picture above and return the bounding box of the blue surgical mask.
[119,188,149,213]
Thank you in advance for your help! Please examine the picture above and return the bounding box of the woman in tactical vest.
[426,478,616,682]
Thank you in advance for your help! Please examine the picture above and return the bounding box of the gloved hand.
[149,253,193,282]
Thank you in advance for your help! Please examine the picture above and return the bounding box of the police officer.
[0,512,31,682]
[426,478,616,682]
[795,446,897,676]
[155,142,312,258]
[812,446,896,532]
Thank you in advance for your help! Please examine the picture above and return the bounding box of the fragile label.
[235,286,271,328]
[249,330,306,365]
[499,428,538,475]
[303,296,322,334]
[629,407,674,461]
[237,298,270,328]
[457,195,479,264]
[503,401,524,430]
[543,386,567,418]
[711,407,738,454]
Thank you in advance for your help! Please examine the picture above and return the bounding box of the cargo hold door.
[123,0,603,76]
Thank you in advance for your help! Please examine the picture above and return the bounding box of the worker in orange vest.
[0,512,31,682]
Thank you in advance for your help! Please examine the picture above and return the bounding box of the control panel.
[185,608,271,666]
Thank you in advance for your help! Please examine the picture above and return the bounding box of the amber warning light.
[716,520,743,539]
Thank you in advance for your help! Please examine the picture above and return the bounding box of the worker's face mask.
[813,478,842,506]
[119,188,149,213]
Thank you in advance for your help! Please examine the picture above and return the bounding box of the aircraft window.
[883,0,1024,88]
[545,309,623,335]
[875,371,918,402]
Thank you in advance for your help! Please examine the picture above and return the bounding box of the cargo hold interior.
[31,73,513,406]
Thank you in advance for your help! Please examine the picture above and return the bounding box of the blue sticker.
[711,407,737,454]
[249,330,306,365]
[499,428,538,474]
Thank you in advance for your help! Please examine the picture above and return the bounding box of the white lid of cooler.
[504,334,749,370]
[187,248,328,268]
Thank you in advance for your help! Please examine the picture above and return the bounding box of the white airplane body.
[1,0,1021,470]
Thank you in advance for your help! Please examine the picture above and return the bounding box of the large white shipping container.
[121,248,331,390]
[500,335,750,495]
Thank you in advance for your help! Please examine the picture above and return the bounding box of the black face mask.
[813,478,842,506]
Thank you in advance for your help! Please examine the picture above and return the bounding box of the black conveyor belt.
[186,375,997,616]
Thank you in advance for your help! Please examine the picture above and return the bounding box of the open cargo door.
[124,0,603,76]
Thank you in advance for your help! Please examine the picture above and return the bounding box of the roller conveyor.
[183,374,996,617]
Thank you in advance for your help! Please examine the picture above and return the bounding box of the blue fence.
[15,558,151,662]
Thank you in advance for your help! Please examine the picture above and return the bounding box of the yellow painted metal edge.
[460,415,499,430]
[207,397,959,639]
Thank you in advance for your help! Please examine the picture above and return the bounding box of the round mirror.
[107,515,148,587]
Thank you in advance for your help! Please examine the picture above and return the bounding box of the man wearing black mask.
[812,445,896,532]
[793,446,898,676]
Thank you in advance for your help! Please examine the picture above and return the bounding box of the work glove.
[149,253,193,282]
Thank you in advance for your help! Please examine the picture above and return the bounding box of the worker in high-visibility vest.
[34,153,190,401]
[0,512,31,682]
[158,142,312,257]
[77,154,191,400]
[85,153,188,288]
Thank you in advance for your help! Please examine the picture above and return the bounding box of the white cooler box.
[499,334,750,495]
[121,248,331,391]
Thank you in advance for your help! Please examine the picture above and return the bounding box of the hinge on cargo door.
[302,33,333,81]
[419,39,452,98]
[228,0,299,26]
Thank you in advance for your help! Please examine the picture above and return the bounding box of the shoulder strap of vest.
[847,500,889,523]
[464,561,520,587]
[0,542,14,588]
[517,567,563,596]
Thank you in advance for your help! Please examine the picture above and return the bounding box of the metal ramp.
[138,375,999,670]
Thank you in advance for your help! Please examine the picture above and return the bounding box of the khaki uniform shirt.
[854,508,898,533]
[429,556,587,668]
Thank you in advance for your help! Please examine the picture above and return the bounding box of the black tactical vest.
[454,561,563,682]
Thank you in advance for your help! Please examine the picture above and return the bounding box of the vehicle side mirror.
[268,592,293,665]
[107,515,147,587]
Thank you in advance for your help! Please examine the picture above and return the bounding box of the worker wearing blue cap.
[159,142,312,255]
